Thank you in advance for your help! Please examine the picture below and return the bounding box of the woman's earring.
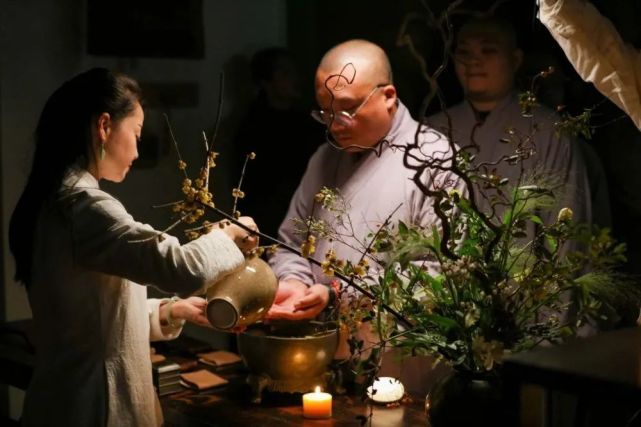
[100,143,106,161]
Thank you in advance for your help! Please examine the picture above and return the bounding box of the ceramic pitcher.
[205,256,277,330]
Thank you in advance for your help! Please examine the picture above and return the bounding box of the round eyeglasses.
[311,84,387,128]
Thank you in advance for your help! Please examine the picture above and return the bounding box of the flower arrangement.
[296,98,637,380]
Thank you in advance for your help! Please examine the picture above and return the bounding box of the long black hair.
[9,68,142,286]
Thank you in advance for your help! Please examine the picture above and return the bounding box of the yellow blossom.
[325,249,337,261]
[301,235,316,257]
[301,241,315,257]
[472,336,504,371]
[352,265,366,277]
[557,207,573,223]
[321,260,335,277]
[464,305,480,328]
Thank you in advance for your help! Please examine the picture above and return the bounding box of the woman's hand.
[218,216,259,254]
[170,296,212,328]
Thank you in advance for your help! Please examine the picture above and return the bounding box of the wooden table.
[0,320,427,426]
[503,327,641,426]
[162,367,427,426]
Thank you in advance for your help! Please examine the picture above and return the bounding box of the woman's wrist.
[160,296,186,329]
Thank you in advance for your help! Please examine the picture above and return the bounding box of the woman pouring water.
[9,68,259,427]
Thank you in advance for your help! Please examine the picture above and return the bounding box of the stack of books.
[196,350,242,371]
[180,369,228,391]
[152,361,182,396]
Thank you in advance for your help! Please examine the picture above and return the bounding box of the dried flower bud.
[231,188,245,199]
[248,152,256,160]
[197,190,212,204]
[178,160,187,170]
[252,247,265,257]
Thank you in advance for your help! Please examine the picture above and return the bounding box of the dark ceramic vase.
[426,370,510,427]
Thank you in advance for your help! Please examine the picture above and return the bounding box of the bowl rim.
[238,328,339,341]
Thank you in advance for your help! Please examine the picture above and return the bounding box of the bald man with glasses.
[266,39,463,394]
[267,39,462,318]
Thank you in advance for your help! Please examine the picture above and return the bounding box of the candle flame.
[315,386,321,393]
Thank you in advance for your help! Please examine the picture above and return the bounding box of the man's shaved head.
[314,39,398,152]
[317,39,393,87]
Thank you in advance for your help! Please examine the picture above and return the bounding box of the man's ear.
[97,112,112,143]
[383,85,397,110]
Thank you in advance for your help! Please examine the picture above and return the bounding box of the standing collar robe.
[269,100,464,287]
[427,93,594,228]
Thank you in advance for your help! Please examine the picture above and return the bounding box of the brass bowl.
[237,321,339,402]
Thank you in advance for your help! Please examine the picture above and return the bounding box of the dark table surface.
[502,327,641,426]
[0,320,427,426]
[161,361,427,427]
[162,377,426,427]
[503,326,641,401]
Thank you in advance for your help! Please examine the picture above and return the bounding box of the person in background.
[234,47,324,237]
[9,68,258,427]
[427,16,598,231]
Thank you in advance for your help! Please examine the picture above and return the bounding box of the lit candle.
[367,377,405,403]
[302,386,332,419]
